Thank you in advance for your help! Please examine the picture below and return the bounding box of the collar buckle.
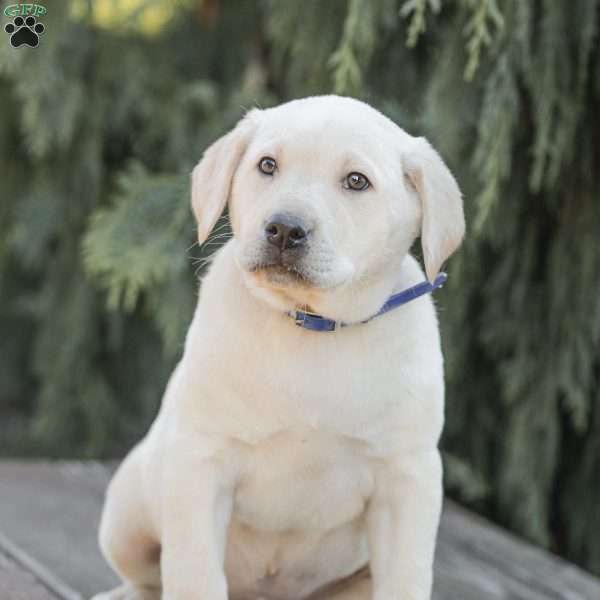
[294,312,306,327]
[294,310,337,332]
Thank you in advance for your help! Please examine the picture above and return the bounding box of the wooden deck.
[1,461,599,600]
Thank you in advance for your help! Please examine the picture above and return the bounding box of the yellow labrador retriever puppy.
[93,95,464,600]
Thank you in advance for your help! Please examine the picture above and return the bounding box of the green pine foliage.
[1,0,598,575]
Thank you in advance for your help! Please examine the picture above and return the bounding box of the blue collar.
[288,272,447,332]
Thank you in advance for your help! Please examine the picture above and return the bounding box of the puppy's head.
[192,96,464,308]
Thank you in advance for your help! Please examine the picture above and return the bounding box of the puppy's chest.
[233,429,374,532]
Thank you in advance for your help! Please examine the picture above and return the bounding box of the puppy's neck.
[230,243,420,326]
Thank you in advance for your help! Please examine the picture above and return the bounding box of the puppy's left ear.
[191,109,260,244]
[404,137,465,282]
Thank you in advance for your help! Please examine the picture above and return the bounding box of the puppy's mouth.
[238,240,354,291]
[248,261,312,288]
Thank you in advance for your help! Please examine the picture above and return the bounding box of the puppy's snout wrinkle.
[264,213,310,251]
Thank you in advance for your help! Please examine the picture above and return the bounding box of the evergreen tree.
[0,0,598,576]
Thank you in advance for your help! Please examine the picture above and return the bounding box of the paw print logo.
[5,15,45,48]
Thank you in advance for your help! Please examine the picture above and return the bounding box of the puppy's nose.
[264,214,309,250]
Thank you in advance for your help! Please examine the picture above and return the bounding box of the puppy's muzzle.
[264,213,311,251]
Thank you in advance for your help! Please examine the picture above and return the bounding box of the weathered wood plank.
[0,461,118,598]
[0,542,60,600]
[1,461,599,599]
[435,502,600,600]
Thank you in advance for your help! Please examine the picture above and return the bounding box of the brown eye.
[258,157,277,175]
[345,172,370,191]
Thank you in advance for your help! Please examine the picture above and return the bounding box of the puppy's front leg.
[161,438,234,600]
[367,450,442,600]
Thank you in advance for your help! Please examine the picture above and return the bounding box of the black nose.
[264,214,309,250]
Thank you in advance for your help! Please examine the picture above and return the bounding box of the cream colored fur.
[92,95,464,600]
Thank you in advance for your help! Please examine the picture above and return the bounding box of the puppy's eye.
[344,172,370,191]
[258,157,277,175]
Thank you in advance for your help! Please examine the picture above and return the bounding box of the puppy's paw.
[90,584,160,600]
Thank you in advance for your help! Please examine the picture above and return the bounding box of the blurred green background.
[1,0,599,577]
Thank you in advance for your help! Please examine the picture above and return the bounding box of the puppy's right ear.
[191,109,260,244]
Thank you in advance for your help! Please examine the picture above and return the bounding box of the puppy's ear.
[191,109,260,244]
[404,137,465,282]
